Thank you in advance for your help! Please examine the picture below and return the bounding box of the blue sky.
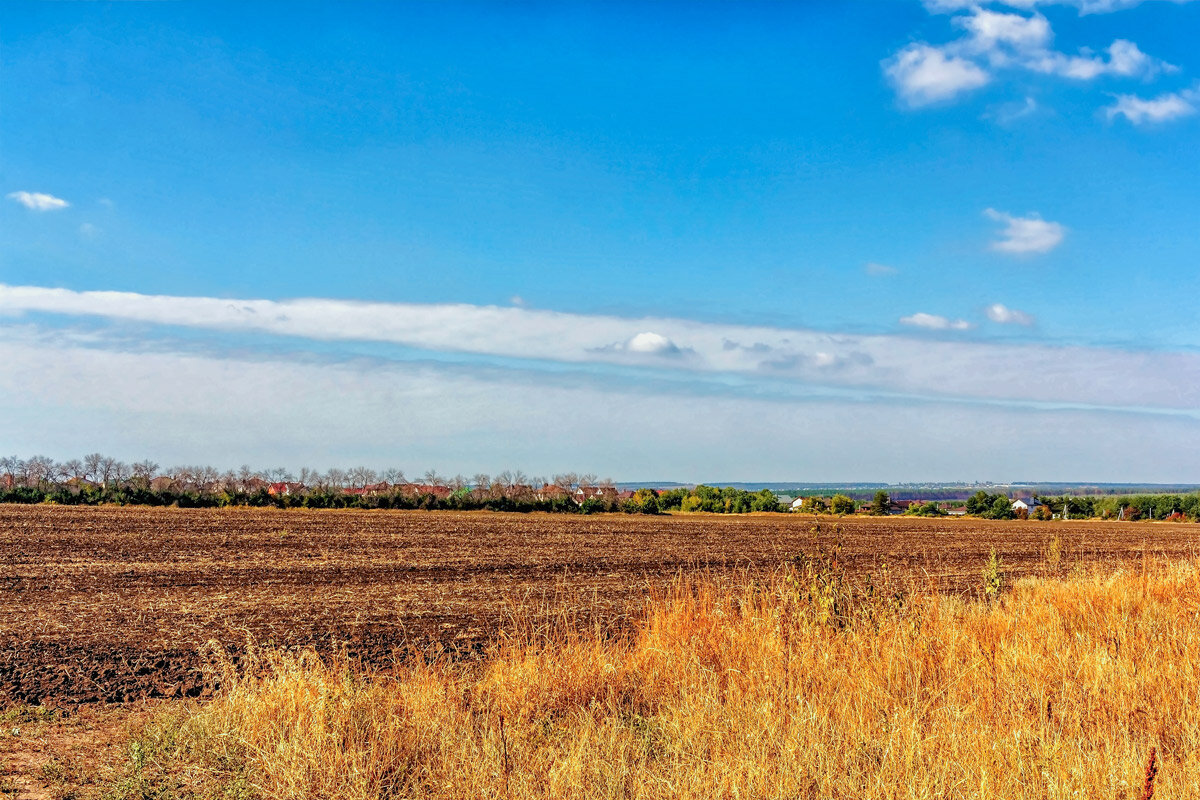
[2,0,1199,481]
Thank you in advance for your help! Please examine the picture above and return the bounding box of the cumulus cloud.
[900,312,974,331]
[890,4,1178,109]
[1105,87,1198,124]
[621,331,683,356]
[985,208,1066,254]
[956,8,1053,54]
[7,191,70,211]
[884,43,991,106]
[1027,39,1173,80]
[986,303,1036,325]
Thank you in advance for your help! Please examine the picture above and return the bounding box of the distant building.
[535,484,571,502]
[574,486,618,504]
[790,497,806,511]
[1011,498,1043,514]
[149,476,177,493]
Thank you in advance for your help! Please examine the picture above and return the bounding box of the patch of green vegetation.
[100,708,257,800]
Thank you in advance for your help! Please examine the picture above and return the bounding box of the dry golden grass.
[115,555,1200,799]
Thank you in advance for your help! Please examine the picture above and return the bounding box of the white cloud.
[1028,39,1172,80]
[984,208,1066,254]
[6,283,1200,415]
[956,9,1053,54]
[4,325,1200,481]
[623,331,681,355]
[6,191,70,211]
[79,223,101,238]
[1054,0,1195,13]
[891,4,1180,109]
[1105,87,1198,124]
[865,262,899,276]
[900,312,974,331]
[986,303,1036,325]
[926,0,1196,15]
[884,43,991,106]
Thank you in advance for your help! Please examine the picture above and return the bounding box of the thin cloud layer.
[7,191,70,211]
[985,208,1066,254]
[5,284,1199,414]
[4,325,1199,480]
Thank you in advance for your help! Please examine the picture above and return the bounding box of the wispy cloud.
[865,262,899,276]
[1105,87,1198,124]
[3,284,1200,415]
[900,312,974,331]
[5,323,1198,480]
[986,303,1035,325]
[985,208,1066,254]
[7,191,70,211]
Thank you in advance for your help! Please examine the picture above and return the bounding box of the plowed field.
[3,504,1198,705]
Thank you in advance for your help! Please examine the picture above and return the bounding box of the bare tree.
[421,469,444,486]
[324,468,347,489]
[61,459,84,481]
[24,455,56,486]
[98,457,122,486]
[197,465,220,492]
[578,473,598,489]
[297,467,321,488]
[471,473,491,491]
[236,464,255,488]
[347,466,378,488]
[132,460,159,480]
[266,466,294,483]
[449,474,467,491]
[0,455,18,479]
[82,453,105,483]
[381,468,406,485]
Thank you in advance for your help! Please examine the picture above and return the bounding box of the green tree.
[829,494,855,515]
[750,489,782,513]
[872,491,891,515]
[799,496,828,513]
[986,496,1015,520]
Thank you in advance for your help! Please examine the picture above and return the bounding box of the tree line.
[0,454,790,515]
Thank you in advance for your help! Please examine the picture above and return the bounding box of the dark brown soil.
[2,504,1197,705]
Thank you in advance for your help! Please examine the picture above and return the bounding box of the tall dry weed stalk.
[1140,746,1158,800]
[115,558,1200,799]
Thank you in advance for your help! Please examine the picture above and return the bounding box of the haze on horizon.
[3,1,1199,483]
